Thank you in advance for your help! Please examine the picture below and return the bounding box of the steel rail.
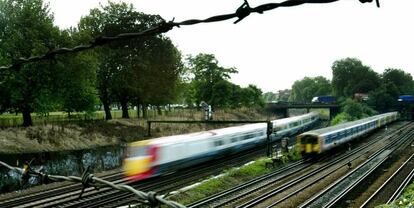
[236,122,412,207]
[187,159,310,207]
[0,172,124,207]
[235,123,409,208]
[386,161,414,203]
[299,122,414,208]
[39,146,266,208]
[360,152,414,207]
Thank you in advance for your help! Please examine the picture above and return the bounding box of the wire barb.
[234,0,252,24]
[359,0,380,7]
[0,0,379,70]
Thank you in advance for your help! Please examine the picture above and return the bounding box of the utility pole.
[266,120,273,158]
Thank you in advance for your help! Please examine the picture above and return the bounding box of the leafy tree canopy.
[332,98,376,125]
[382,68,414,95]
[289,76,331,103]
[332,58,380,98]
[78,1,183,119]
[0,0,61,126]
[186,53,238,107]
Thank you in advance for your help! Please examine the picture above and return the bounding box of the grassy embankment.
[168,145,302,205]
[0,108,276,154]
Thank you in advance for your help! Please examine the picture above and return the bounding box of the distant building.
[276,89,291,102]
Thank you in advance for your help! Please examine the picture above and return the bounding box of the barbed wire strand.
[0,160,186,208]
[0,0,379,70]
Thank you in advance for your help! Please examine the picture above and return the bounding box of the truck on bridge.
[311,96,336,104]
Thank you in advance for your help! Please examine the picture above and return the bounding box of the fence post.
[147,121,151,137]
[266,120,273,158]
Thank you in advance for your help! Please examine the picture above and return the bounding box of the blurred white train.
[297,112,399,155]
[123,112,319,180]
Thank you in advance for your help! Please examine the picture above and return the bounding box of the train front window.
[301,137,307,144]
[305,136,317,144]
[301,136,317,144]
[127,146,149,157]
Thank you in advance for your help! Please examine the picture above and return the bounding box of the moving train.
[123,112,319,180]
[297,112,399,155]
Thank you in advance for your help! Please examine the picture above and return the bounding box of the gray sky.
[47,0,414,92]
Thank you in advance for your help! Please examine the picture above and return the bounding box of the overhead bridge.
[266,103,340,120]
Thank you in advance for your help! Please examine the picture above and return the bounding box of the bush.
[332,99,377,125]
[331,112,353,125]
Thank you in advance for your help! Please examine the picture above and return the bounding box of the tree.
[52,29,99,116]
[210,80,234,108]
[132,36,183,113]
[332,58,380,99]
[186,53,238,108]
[0,0,61,126]
[240,85,265,107]
[289,76,331,103]
[263,92,278,102]
[367,85,396,113]
[79,2,182,119]
[332,98,376,125]
[382,68,414,95]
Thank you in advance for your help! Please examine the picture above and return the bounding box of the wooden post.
[266,120,273,158]
[147,121,152,137]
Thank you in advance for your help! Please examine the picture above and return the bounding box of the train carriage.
[124,112,320,180]
[297,112,398,156]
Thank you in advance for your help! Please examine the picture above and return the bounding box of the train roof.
[130,112,319,146]
[301,112,396,136]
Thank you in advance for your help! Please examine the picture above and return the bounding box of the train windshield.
[301,135,317,144]
[127,146,149,157]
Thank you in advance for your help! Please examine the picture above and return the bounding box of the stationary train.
[297,112,399,155]
[123,112,319,180]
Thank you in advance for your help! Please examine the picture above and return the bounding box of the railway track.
[360,152,414,207]
[187,121,411,208]
[0,171,124,207]
[0,120,327,207]
[300,122,414,208]
[0,144,268,208]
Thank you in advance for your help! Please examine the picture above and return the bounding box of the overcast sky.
[47,0,414,92]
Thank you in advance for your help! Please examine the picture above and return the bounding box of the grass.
[168,145,302,205]
[0,107,274,127]
[0,108,276,154]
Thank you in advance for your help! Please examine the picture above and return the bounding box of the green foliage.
[0,0,62,126]
[289,76,331,103]
[184,53,264,109]
[277,89,291,102]
[367,85,397,113]
[368,68,414,112]
[383,68,414,95]
[186,53,238,107]
[331,98,376,125]
[287,144,302,161]
[239,85,265,108]
[170,149,303,205]
[263,92,278,102]
[169,157,274,205]
[331,112,353,125]
[332,58,381,98]
[78,1,183,119]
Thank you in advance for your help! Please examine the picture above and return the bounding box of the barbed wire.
[0,160,186,208]
[0,0,379,71]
